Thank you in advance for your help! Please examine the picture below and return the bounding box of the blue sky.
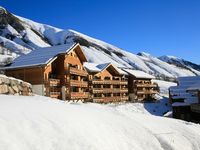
[1,0,200,64]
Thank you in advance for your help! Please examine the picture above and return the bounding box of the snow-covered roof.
[172,102,190,107]
[83,62,126,76]
[83,62,110,73]
[123,69,155,79]
[5,43,77,69]
[115,68,128,75]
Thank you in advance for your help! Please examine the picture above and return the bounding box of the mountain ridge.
[0,6,199,80]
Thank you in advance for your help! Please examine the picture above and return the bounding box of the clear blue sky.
[1,0,200,64]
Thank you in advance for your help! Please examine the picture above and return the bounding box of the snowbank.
[0,95,200,150]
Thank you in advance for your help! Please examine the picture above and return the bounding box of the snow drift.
[0,94,200,150]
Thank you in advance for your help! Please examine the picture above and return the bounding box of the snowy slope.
[153,79,177,96]
[159,55,200,75]
[0,94,200,150]
[0,6,200,79]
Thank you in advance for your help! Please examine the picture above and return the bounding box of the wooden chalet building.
[4,43,89,101]
[84,62,128,103]
[122,69,158,102]
[3,43,160,103]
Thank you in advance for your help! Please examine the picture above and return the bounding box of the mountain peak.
[159,55,180,61]
[0,6,7,14]
[0,6,24,32]
[137,52,151,57]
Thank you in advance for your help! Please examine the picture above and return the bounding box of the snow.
[122,51,152,73]
[6,43,76,69]
[0,54,14,65]
[159,55,180,62]
[83,62,110,72]
[0,36,31,55]
[0,9,200,80]
[22,28,50,48]
[0,94,200,150]
[172,102,190,107]
[0,74,31,85]
[17,15,62,45]
[123,68,155,79]
[153,80,177,96]
[81,46,130,68]
[139,54,197,78]
[169,76,200,106]
[112,96,171,116]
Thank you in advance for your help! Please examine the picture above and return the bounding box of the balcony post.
[61,86,66,100]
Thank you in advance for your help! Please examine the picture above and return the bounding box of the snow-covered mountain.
[159,55,200,73]
[0,6,200,80]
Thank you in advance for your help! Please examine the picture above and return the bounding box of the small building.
[169,76,200,122]
[169,76,200,104]
[84,62,128,103]
[122,69,158,102]
[186,85,200,122]
[4,43,89,101]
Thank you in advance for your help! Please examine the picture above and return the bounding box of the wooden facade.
[5,44,89,101]
[4,43,160,103]
[128,76,158,102]
[87,64,128,103]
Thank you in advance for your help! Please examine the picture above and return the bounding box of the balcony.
[93,88,114,93]
[137,90,158,94]
[92,80,127,85]
[93,96,128,103]
[70,80,88,87]
[92,88,128,93]
[69,92,89,99]
[120,81,128,85]
[120,89,128,93]
[69,67,88,76]
[49,92,60,99]
[136,83,157,88]
[46,78,60,86]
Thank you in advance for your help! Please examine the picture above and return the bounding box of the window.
[71,87,78,92]
[94,76,100,80]
[104,77,110,80]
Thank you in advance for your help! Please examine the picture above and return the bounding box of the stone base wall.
[0,74,33,96]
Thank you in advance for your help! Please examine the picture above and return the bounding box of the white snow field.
[0,94,200,150]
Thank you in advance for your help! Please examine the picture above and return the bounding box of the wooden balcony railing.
[120,81,128,85]
[136,83,157,88]
[49,92,60,99]
[120,89,128,93]
[93,88,128,93]
[45,78,60,86]
[93,96,128,103]
[92,80,128,85]
[69,67,88,76]
[69,92,89,99]
[70,80,88,87]
[137,90,158,94]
